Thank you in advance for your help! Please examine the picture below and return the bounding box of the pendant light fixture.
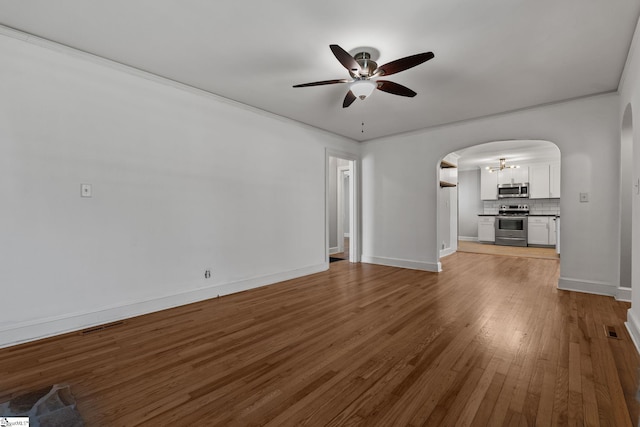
[486,158,519,173]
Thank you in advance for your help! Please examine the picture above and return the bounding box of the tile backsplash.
[483,198,560,215]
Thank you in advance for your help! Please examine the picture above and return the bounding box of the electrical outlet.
[204,269,211,279]
[579,192,589,203]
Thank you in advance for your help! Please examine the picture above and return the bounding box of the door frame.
[326,149,360,263]
[337,166,350,254]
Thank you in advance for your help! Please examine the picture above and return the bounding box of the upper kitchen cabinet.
[529,162,560,199]
[480,168,498,200]
[497,166,529,185]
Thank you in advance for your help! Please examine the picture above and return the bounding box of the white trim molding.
[361,255,441,272]
[439,247,456,258]
[616,286,632,302]
[557,276,618,297]
[558,278,631,301]
[326,149,361,264]
[458,236,478,242]
[0,263,327,349]
[626,308,640,355]
[558,277,631,302]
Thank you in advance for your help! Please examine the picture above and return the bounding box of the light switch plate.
[81,184,92,198]
[579,192,589,202]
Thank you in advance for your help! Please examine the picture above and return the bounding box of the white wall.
[361,93,621,285]
[458,169,483,239]
[0,31,359,347]
[619,16,640,352]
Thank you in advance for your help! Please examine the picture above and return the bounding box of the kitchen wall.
[482,199,560,215]
[0,30,359,347]
[458,169,482,239]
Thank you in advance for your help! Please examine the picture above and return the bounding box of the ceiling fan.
[293,44,434,108]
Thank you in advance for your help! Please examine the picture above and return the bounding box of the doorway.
[327,150,359,264]
[440,140,561,264]
[334,166,351,260]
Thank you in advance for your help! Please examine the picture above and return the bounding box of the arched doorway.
[438,140,561,264]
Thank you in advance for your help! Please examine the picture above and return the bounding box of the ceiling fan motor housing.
[354,52,377,77]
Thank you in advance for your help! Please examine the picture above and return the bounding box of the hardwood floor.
[458,240,559,260]
[0,252,637,426]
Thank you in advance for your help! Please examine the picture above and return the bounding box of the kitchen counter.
[478,213,560,217]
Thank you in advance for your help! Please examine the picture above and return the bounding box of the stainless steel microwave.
[497,183,529,199]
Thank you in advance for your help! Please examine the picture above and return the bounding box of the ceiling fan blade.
[376,80,417,97]
[293,79,350,88]
[343,90,357,108]
[330,44,361,75]
[374,52,434,77]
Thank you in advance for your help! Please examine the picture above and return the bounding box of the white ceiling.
[455,140,560,171]
[1,1,639,142]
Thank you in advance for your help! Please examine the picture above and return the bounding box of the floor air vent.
[80,321,125,335]
[604,325,620,339]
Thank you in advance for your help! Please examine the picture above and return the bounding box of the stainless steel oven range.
[495,204,529,247]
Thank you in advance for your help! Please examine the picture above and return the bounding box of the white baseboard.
[361,255,441,272]
[616,286,632,302]
[329,247,340,255]
[344,233,350,238]
[557,278,631,302]
[458,236,478,242]
[439,247,456,258]
[626,308,640,355]
[557,276,617,297]
[0,263,328,349]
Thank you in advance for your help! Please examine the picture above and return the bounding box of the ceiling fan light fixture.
[350,80,376,100]
[293,44,434,108]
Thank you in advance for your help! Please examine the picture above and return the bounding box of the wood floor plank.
[0,252,637,426]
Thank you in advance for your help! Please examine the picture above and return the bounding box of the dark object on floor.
[0,383,84,426]
[330,257,346,263]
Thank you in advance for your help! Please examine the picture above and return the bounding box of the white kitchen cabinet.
[497,167,529,185]
[497,169,510,185]
[528,216,557,246]
[550,162,561,198]
[478,216,495,242]
[549,217,557,245]
[529,162,561,199]
[528,217,550,245]
[529,164,550,199]
[555,217,560,254]
[513,166,529,184]
[480,168,498,200]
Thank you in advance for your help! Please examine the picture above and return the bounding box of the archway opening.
[438,140,561,264]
